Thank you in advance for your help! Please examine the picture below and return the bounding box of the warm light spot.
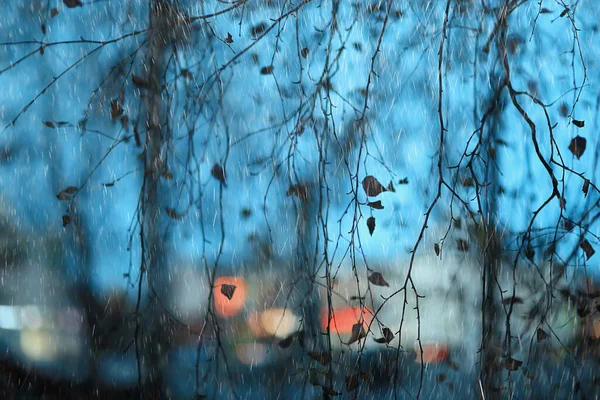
[213,276,247,317]
[20,329,58,361]
[246,312,267,337]
[414,342,450,364]
[235,342,267,365]
[320,306,373,334]
[260,308,299,338]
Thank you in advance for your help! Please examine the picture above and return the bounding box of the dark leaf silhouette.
[568,136,587,159]
[368,271,389,287]
[63,0,83,8]
[225,32,234,44]
[583,179,590,197]
[301,47,309,58]
[307,351,331,366]
[398,177,409,184]
[110,99,124,119]
[278,335,294,348]
[132,74,150,89]
[367,200,384,210]
[502,296,524,306]
[50,8,59,17]
[524,244,534,261]
[220,284,237,300]
[56,186,78,200]
[434,243,440,256]
[62,214,71,227]
[374,327,394,344]
[211,163,227,186]
[250,23,266,36]
[165,207,183,220]
[44,121,55,128]
[348,323,366,344]
[345,375,360,392]
[560,7,569,17]
[286,184,309,200]
[461,177,474,187]
[580,239,595,260]
[504,357,523,371]
[362,175,387,197]
[572,119,585,128]
[366,216,375,235]
[260,65,274,75]
[536,328,549,342]
[387,181,395,192]
[457,239,469,252]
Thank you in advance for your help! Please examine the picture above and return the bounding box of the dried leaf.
[345,375,360,392]
[367,200,384,210]
[525,245,534,261]
[560,7,569,17]
[457,239,469,252]
[307,351,331,366]
[225,32,234,44]
[461,177,474,187]
[260,65,274,75]
[374,327,394,343]
[580,239,595,260]
[368,271,389,287]
[56,186,78,200]
[572,119,585,128]
[398,177,409,185]
[63,0,83,8]
[536,328,549,342]
[583,179,590,197]
[504,357,523,371]
[366,216,376,235]
[211,163,227,186]
[348,323,366,344]
[362,175,388,197]
[539,7,552,14]
[181,69,193,79]
[44,121,56,128]
[286,184,309,200]
[110,99,124,119]
[132,74,149,89]
[250,23,266,36]
[50,8,59,17]
[502,296,524,306]
[220,284,237,300]
[41,24,46,35]
[279,335,294,348]
[568,136,587,159]
[165,207,183,220]
[434,243,440,256]
[301,47,309,58]
[62,214,71,227]
[387,181,395,192]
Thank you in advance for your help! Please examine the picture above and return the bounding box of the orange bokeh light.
[213,276,247,317]
[320,306,373,334]
[414,342,450,364]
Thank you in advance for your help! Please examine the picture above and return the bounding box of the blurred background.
[1,0,600,399]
